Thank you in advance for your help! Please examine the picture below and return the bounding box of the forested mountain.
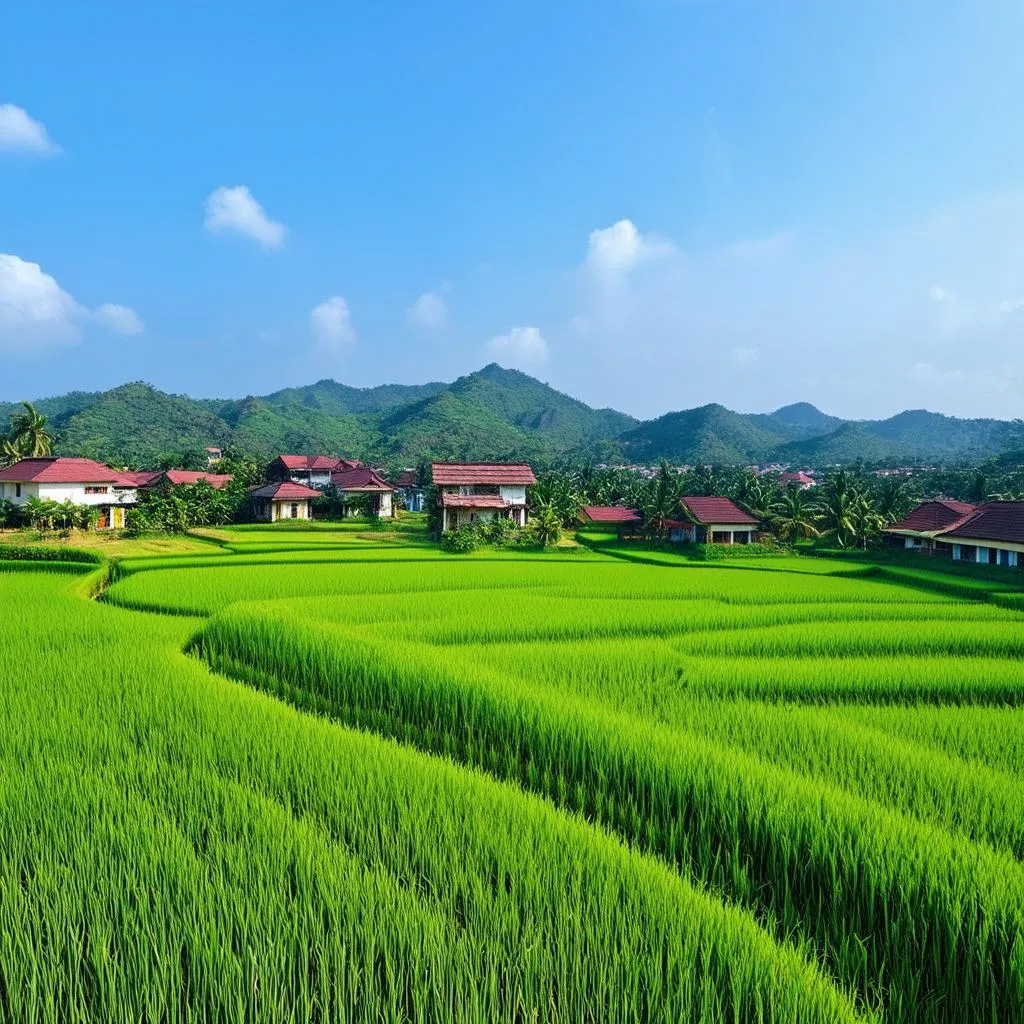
[4,365,1021,468]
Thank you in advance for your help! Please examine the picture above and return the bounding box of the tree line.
[529,463,934,549]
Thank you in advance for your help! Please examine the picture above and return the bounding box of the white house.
[267,455,363,490]
[330,467,394,518]
[249,481,321,522]
[432,462,536,532]
[0,457,138,529]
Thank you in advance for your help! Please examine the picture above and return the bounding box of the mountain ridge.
[3,364,1021,468]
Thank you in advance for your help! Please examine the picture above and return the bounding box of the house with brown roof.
[0,457,139,529]
[432,462,536,532]
[578,505,643,538]
[885,499,1024,567]
[249,481,321,522]
[883,500,977,554]
[267,455,364,489]
[678,496,760,544]
[778,471,815,489]
[128,469,235,491]
[330,466,394,518]
[944,502,1024,567]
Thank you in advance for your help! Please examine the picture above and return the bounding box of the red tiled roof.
[249,481,321,500]
[394,470,420,488]
[945,501,1024,545]
[680,496,759,525]
[205,446,222,453]
[275,454,361,472]
[331,467,393,492]
[778,471,815,485]
[163,470,234,489]
[885,500,977,535]
[580,505,642,524]
[0,457,123,484]
[119,470,163,487]
[441,493,510,509]
[432,462,536,486]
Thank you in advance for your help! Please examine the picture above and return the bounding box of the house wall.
[498,485,527,505]
[952,541,1022,567]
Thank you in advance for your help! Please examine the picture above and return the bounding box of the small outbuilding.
[883,500,977,554]
[249,481,321,522]
[678,496,759,544]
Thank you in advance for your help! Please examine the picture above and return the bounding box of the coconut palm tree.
[531,505,562,548]
[818,470,862,547]
[771,484,822,543]
[7,402,54,458]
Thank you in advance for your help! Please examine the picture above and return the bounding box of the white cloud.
[0,254,82,349]
[310,296,356,351]
[0,104,60,155]
[728,346,759,369]
[486,326,548,368]
[204,186,286,249]
[0,254,143,353]
[408,290,447,329]
[586,219,675,275]
[93,302,144,335]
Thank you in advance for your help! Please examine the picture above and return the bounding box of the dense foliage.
[5,363,1023,469]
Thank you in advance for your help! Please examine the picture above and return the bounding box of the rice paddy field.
[2,522,1024,1022]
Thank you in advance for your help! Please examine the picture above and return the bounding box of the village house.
[124,469,235,490]
[887,499,1023,567]
[777,471,815,489]
[330,466,394,517]
[432,462,535,532]
[393,469,425,512]
[0,457,138,529]
[578,505,643,538]
[267,455,364,489]
[248,481,321,522]
[205,447,223,465]
[883,500,977,554]
[677,496,759,544]
[944,502,1024,567]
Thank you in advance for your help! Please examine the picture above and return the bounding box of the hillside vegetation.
[5,363,1023,467]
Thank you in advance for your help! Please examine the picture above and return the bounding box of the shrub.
[441,524,479,553]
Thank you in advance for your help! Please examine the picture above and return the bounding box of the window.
[290,502,299,519]
[15,484,21,498]
[85,486,109,495]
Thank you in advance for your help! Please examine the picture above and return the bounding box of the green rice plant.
[0,570,865,1024]
[193,604,1024,1023]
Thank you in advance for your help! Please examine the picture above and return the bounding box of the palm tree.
[8,402,54,457]
[771,484,822,543]
[734,471,775,521]
[819,470,862,547]
[642,461,681,538]
[875,475,913,524]
[531,505,562,547]
[0,438,21,468]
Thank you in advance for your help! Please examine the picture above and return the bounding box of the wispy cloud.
[310,296,356,352]
[0,104,60,155]
[204,186,286,249]
[408,289,447,329]
[0,254,141,353]
[486,326,548,368]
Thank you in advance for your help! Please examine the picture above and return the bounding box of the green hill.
[8,365,1022,469]
[619,404,788,464]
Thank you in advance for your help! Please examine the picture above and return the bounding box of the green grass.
[2,522,1024,1021]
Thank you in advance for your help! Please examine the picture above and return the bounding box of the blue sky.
[2,1,1023,420]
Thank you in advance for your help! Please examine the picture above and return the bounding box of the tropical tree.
[641,461,682,538]
[818,470,863,547]
[530,505,562,548]
[7,402,54,457]
[734,471,775,521]
[770,484,822,543]
[873,475,914,524]
[0,499,19,529]
[0,438,22,468]
[23,496,56,533]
